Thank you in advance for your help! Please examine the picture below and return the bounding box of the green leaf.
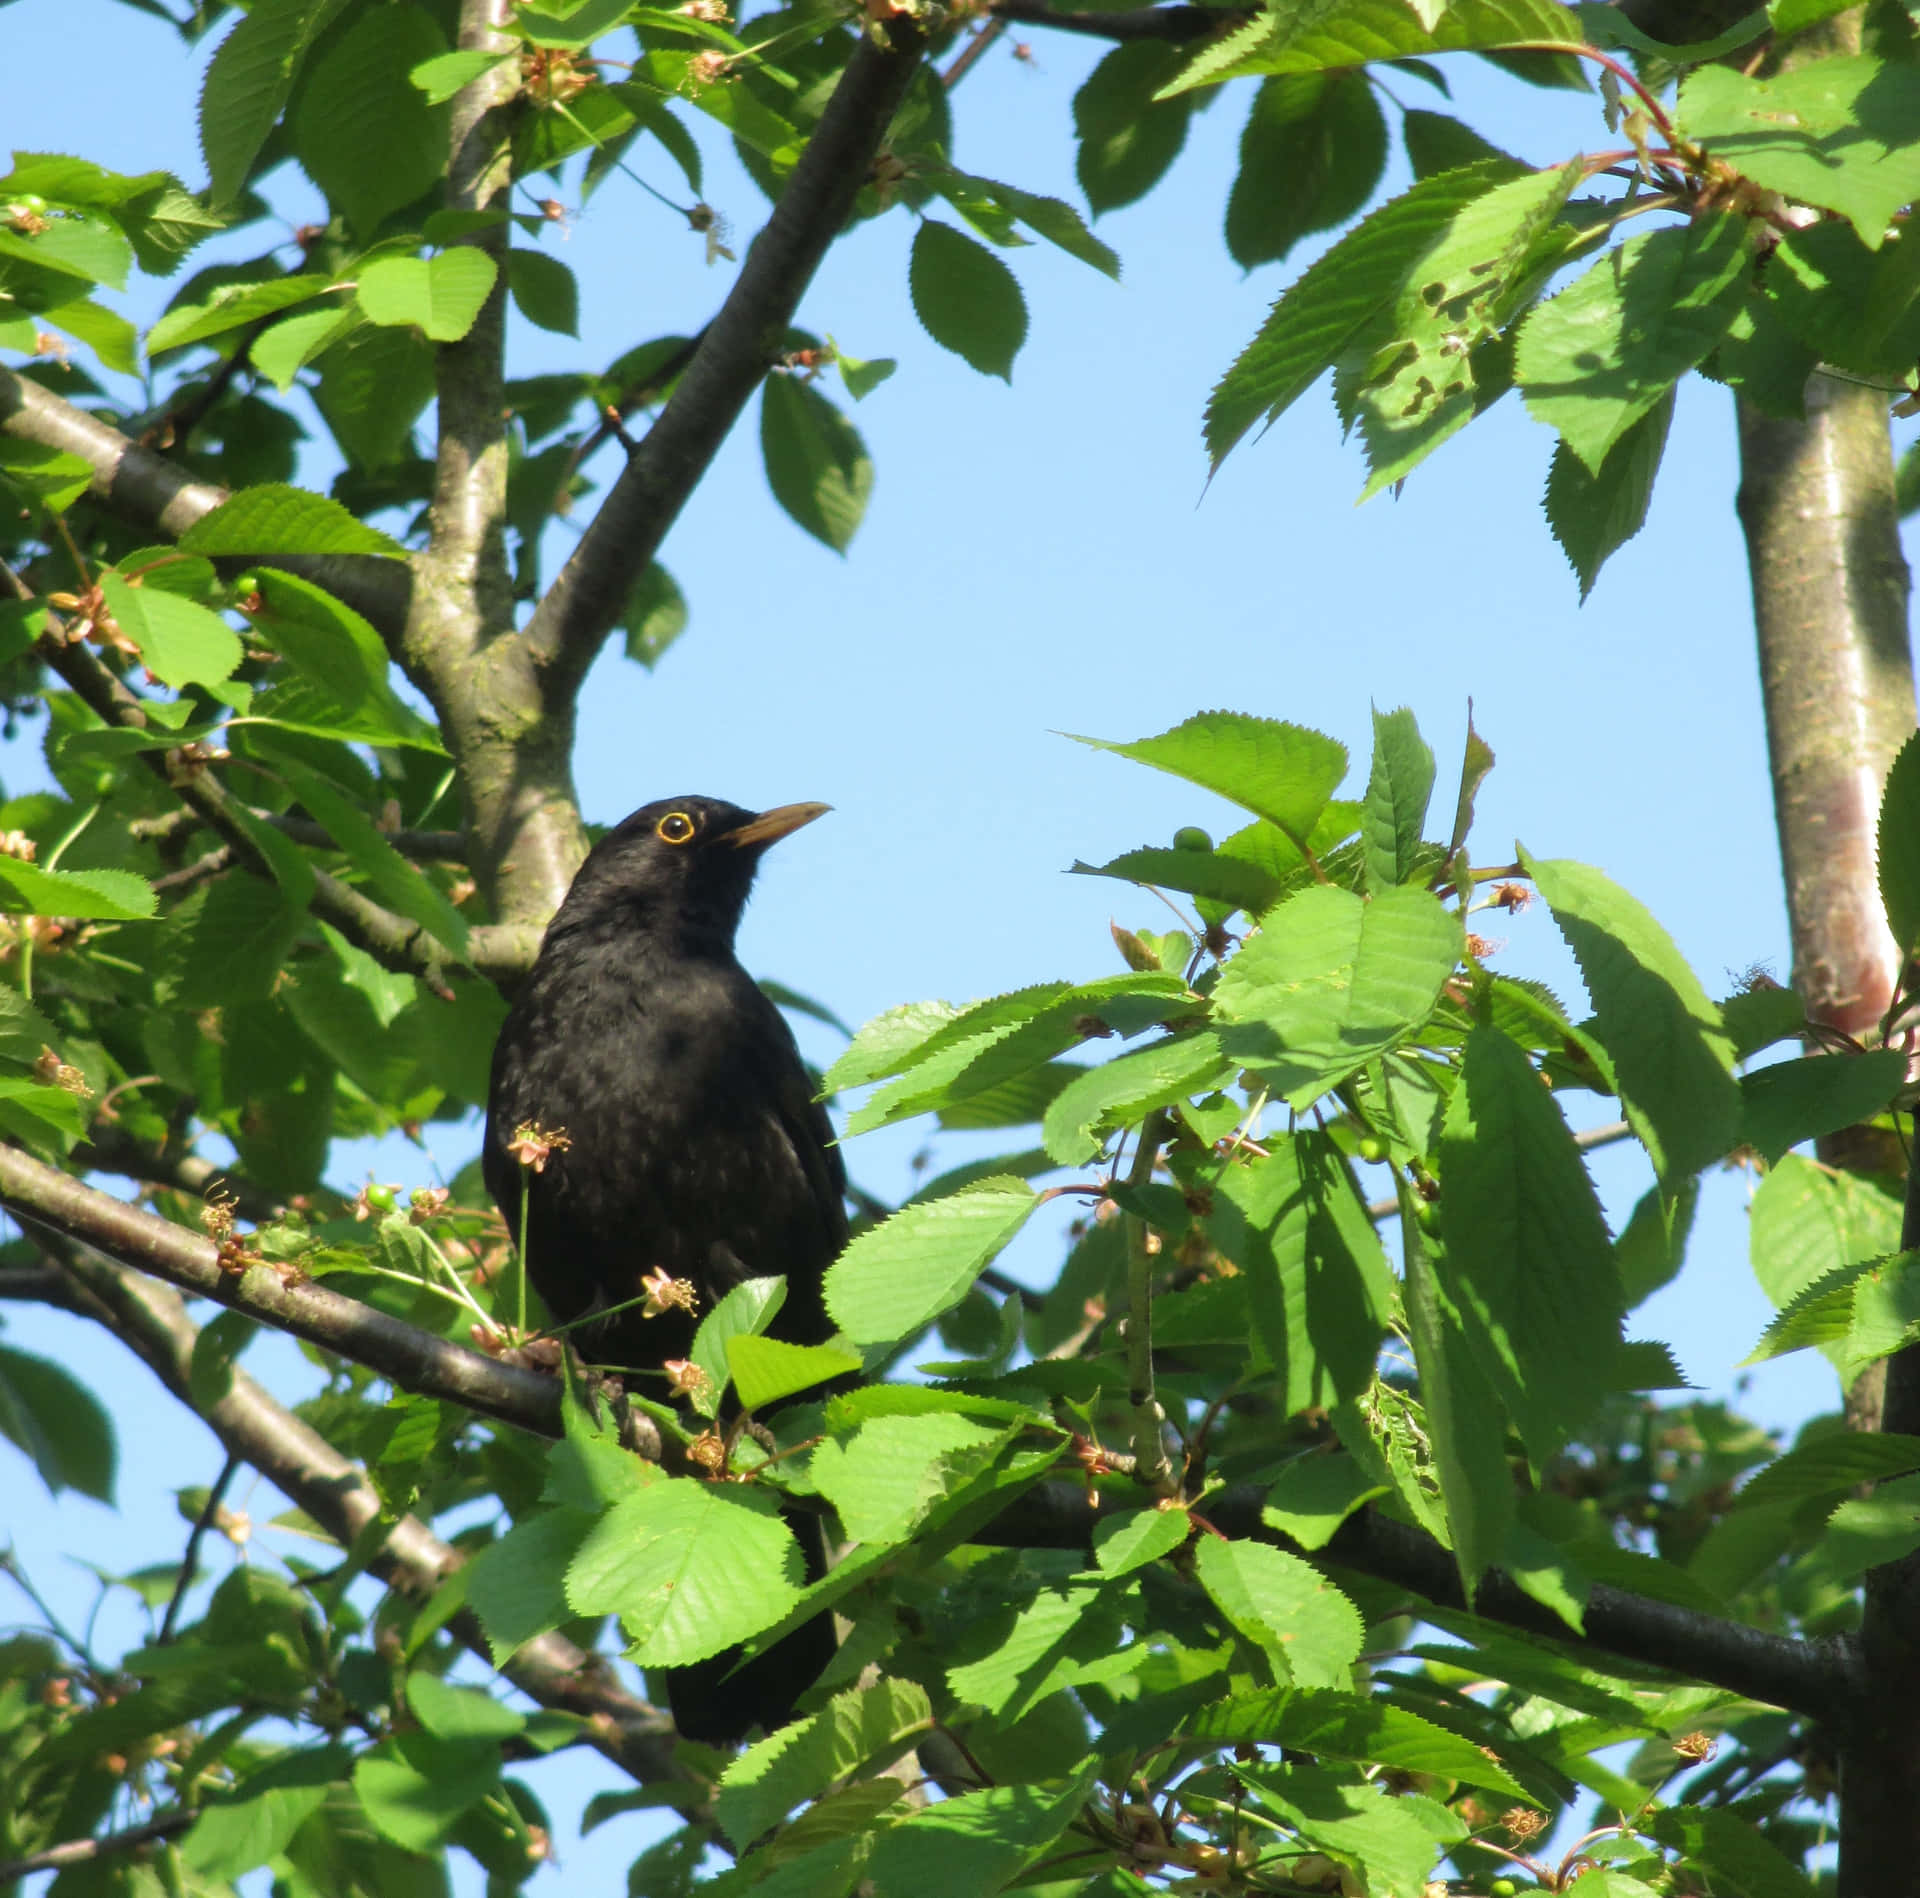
[518,0,641,46]
[1228,74,1388,271]
[405,1673,525,1742]
[1239,1762,1455,1898]
[1880,726,1920,954]
[1820,1472,1920,1580]
[291,4,451,236]
[182,1746,351,1881]
[826,1000,962,1093]
[909,220,1027,381]
[0,856,155,920]
[566,1476,805,1664]
[725,1335,861,1412]
[200,0,353,206]
[1194,1537,1363,1688]
[688,1275,786,1418]
[620,562,689,668]
[1354,160,1582,497]
[1740,1049,1908,1165]
[1645,1803,1817,1898]
[863,1770,1096,1898]
[353,1731,499,1852]
[0,440,93,512]
[1516,216,1750,474]
[178,483,405,556]
[1544,387,1672,598]
[825,1178,1039,1345]
[715,1677,932,1850]
[1188,1686,1529,1797]
[1403,1222,1514,1592]
[1208,161,1522,466]
[1092,1505,1191,1576]
[464,1509,593,1662]
[1210,1130,1396,1411]
[252,303,361,391]
[147,275,336,356]
[1438,1025,1623,1458]
[97,571,243,689]
[247,568,425,744]
[1521,850,1740,1177]
[1615,1178,1698,1308]
[1762,219,1920,377]
[358,250,499,342]
[412,48,516,105]
[1074,42,1196,216]
[313,321,436,468]
[1163,0,1582,91]
[1212,884,1464,1106]
[939,173,1122,278]
[1732,1432,1920,1511]
[845,974,1187,1137]
[506,246,580,336]
[1678,58,1920,248]
[760,374,873,554]
[1403,108,1515,179]
[0,1343,117,1500]
[1755,1155,1906,1303]
[0,209,132,291]
[270,757,469,957]
[1363,705,1435,890]
[811,1412,1010,1545]
[1071,711,1349,842]
[1264,1457,1387,1553]
[1041,1032,1235,1165]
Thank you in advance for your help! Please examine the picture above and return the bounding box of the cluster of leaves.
[10,695,1910,1896]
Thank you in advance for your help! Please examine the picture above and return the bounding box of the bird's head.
[550,795,830,949]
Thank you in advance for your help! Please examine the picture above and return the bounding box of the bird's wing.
[750,995,849,1252]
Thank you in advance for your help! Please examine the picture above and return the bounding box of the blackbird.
[483,794,847,1743]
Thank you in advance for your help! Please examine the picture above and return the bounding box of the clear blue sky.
[5,0,1916,1885]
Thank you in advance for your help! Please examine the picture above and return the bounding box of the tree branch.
[0,1141,580,1443]
[986,0,1245,40]
[0,1811,196,1887]
[32,1234,689,1797]
[981,1482,1866,1728]
[0,366,412,642]
[517,14,928,698]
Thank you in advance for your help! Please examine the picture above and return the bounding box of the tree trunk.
[1735,361,1917,1894]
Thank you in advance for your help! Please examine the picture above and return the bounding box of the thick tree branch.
[33,1234,687,1796]
[982,1482,1865,1728]
[986,0,1245,39]
[394,2,588,935]
[0,366,412,642]
[517,16,928,698]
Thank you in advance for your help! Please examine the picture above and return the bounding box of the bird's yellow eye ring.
[655,811,697,846]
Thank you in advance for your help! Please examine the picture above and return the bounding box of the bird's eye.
[655,811,697,845]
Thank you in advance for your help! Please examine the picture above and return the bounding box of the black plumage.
[483,794,846,1742]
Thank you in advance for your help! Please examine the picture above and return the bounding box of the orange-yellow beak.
[725,802,831,849]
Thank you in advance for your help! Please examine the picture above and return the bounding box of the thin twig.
[157,1451,240,1643]
[1124,1108,1177,1495]
[1365,1120,1633,1220]
[0,1810,196,1886]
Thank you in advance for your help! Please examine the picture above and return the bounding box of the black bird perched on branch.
[483,794,847,1744]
